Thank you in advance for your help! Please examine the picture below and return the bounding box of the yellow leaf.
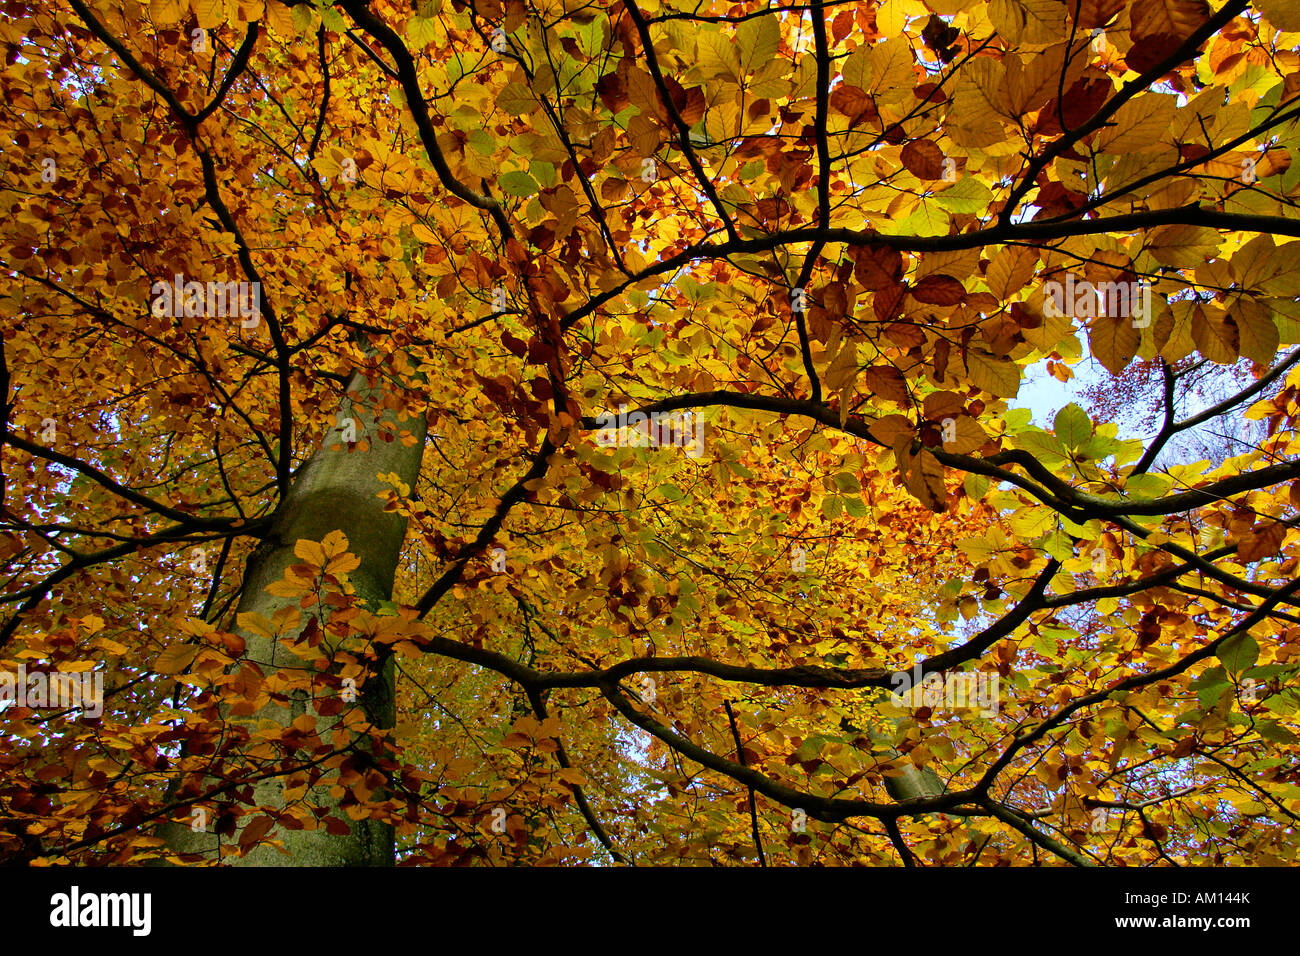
[271,606,302,635]
[937,414,988,455]
[237,612,276,638]
[150,0,184,23]
[1089,314,1139,374]
[1161,300,1196,362]
[736,12,779,75]
[320,529,350,560]
[1235,297,1279,366]
[325,551,361,576]
[263,0,296,36]
[986,245,1039,300]
[191,0,226,30]
[1096,94,1176,155]
[1009,507,1054,538]
[875,0,909,37]
[295,538,327,567]
[1191,304,1238,364]
[154,644,201,676]
[1145,224,1220,269]
[556,767,588,786]
[823,339,859,392]
[964,350,1020,398]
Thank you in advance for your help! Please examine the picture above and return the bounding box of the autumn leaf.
[900,140,946,180]
[191,0,226,31]
[894,437,947,512]
[295,538,328,568]
[854,243,904,291]
[238,815,274,852]
[1130,0,1209,39]
[1237,521,1286,563]
[154,644,201,676]
[1089,315,1140,375]
[911,274,966,306]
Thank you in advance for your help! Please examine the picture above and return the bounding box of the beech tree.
[4,0,1300,867]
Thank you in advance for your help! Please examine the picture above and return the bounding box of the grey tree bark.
[162,367,426,865]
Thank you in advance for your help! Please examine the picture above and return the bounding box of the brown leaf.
[677,87,706,125]
[854,243,903,291]
[901,139,946,180]
[895,439,947,512]
[595,73,629,113]
[1131,0,1209,39]
[1191,306,1239,365]
[823,282,848,319]
[923,390,966,420]
[862,365,910,405]
[911,274,966,306]
[238,815,274,850]
[932,337,951,382]
[829,86,878,126]
[874,282,908,322]
[884,322,927,348]
[1238,521,1286,563]
[869,413,914,447]
[1066,0,1129,29]
[1126,32,1183,73]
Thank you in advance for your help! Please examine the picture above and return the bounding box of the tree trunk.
[163,367,426,865]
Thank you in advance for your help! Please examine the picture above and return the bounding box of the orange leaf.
[1238,521,1286,563]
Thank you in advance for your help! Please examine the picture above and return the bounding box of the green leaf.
[843,494,869,518]
[1123,473,1173,500]
[832,472,861,493]
[1258,719,1298,743]
[1196,681,1232,711]
[1041,530,1074,562]
[1012,428,1067,463]
[896,201,950,238]
[529,161,557,188]
[321,5,346,31]
[934,176,993,214]
[1053,403,1092,449]
[409,16,440,48]
[1002,407,1033,432]
[498,170,540,196]
[1077,433,1122,461]
[292,3,320,31]
[467,129,496,155]
[654,483,685,502]
[1218,632,1259,676]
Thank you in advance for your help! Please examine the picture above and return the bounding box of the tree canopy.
[4,0,1300,867]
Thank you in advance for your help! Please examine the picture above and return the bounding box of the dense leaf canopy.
[4,0,1300,866]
